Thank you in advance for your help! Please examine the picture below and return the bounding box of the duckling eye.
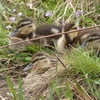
[28,25,32,28]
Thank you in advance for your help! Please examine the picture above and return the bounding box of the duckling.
[8,18,36,50]
[60,27,100,47]
[79,32,100,56]
[35,23,75,52]
[67,28,100,56]
[23,52,57,73]
[83,36,100,56]
[72,29,100,45]
[9,17,75,52]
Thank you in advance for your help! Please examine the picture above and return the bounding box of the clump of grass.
[0,19,8,46]
[64,48,100,77]
[63,48,100,99]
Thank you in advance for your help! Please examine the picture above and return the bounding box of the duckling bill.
[9,29,18,37]
[23,63,33,71]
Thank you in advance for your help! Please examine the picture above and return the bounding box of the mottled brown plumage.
[65,28,100,56]
[23,52,57,73]
[9,17,75,52]
[35,23,75,50]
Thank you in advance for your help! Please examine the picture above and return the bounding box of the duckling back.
[35,23,75,52]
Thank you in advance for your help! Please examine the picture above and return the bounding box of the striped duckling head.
[9,18,36,40]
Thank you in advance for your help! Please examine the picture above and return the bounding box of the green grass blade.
[48,84,53,100]
[6,75,18,100]
[18,76,23,100]
[61,87,68,99]
[40,95,45,100]
[65,82,73,100]
[52,81,60,100]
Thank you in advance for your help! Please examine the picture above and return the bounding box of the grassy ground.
[0,0,100,100]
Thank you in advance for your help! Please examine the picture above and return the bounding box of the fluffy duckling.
[83,36,100,56]
[23,52,57,73]
[35,23,75,52]
[9,18,74,40]
[78,31,100,56]
[8,18,36,50]
[66,28,100,56]
[9,17,75,52]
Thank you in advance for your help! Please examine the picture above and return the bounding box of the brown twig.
[53,53,78,83]
[1,25,100,49]
[53,53,93,99]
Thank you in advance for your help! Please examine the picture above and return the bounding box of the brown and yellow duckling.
[9,17,75,52]
[35,23,75,52]
[65,27,100,56]
[75,30,100,56]
[23,52,57,73]
[8,18,36,50]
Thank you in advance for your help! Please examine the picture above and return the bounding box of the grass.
[64,48,100,98]
[64,48,100,76]
[0,0,100,100]
[6,75,18,100]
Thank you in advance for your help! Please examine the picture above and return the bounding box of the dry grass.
[0,0,100,100]
[0,52,99,100]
